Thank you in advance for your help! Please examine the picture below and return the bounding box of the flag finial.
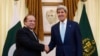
[15,0,18,1]
[81,0,87,2]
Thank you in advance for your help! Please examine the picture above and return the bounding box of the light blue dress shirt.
[60,19,67,43]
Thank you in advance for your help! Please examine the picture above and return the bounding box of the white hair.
[56,5,68,12]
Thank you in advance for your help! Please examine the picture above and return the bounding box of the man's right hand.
[44,45,49,53]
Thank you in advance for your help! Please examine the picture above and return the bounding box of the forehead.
[27,15,35,20]
[57,8,66,12]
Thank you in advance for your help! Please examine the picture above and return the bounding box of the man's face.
[57,9,67,22]
[24,15,36,29]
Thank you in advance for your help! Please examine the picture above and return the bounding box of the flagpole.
[81,0,87,4]
[81,0,87,7]
[14,0,19,5]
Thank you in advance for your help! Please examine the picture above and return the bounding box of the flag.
[2,2,21,56]
[79,5,98,56]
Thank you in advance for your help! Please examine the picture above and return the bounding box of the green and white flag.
[79,5,98,56]
[2,1,21,56]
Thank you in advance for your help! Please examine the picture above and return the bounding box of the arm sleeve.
[75,23,82,56]
[48,27,56,52]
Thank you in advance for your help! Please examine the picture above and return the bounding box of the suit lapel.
[23,27,39,42]
[56,23,63,44]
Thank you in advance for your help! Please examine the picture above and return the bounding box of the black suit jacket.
[15,27,44,56]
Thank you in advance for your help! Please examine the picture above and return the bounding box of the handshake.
[44,45,49,53]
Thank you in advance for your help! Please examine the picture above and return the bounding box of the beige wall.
[0,0,100,56]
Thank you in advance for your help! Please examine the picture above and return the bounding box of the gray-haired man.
[46,5,82,56]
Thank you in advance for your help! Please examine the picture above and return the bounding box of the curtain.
[25,0,44,40]
[63,0,79,20]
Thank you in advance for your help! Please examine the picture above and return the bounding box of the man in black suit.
[15,15,49,56]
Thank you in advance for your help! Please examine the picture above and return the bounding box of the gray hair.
[56,5,68,13]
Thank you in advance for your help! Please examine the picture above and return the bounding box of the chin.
[59,18,64,20]
[60,19,64,21]
[31,27,34,29]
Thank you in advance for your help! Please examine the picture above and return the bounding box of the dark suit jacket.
[49,20,82,56]
[15,27,44,56]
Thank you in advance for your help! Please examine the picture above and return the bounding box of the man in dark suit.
[15,15,49,56]
[46,5,82,56]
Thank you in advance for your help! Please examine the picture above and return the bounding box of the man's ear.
[24,22,26,25]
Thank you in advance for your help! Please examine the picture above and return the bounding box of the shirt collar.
[60,18,67,24]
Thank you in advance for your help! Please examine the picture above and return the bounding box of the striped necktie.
[32,32,38,40]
